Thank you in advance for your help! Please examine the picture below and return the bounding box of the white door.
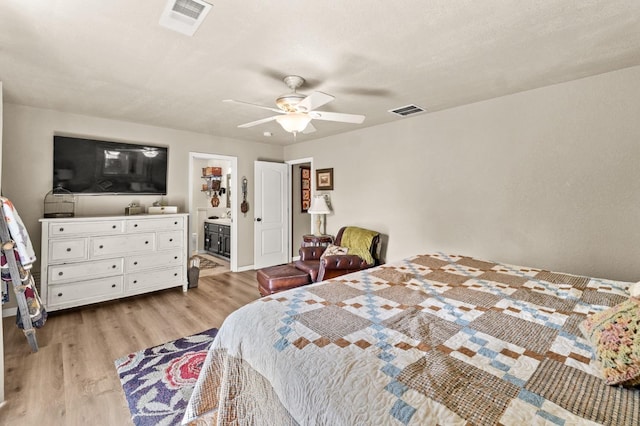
[254,161,289,269]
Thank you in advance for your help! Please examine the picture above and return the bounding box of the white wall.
[1,105,283,275]
[285,66,640,282]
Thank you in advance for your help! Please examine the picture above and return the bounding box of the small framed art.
[316,168,334,191]
[301,166,311,212]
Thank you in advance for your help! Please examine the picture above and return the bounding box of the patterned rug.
[193,255,221,270]
[115,328,218,426]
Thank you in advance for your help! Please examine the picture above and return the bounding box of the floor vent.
[159,0,212,36]
[388,104,426,117]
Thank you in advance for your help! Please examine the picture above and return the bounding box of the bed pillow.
[579,298,640,386]
[629,281,640,298]
[320,244,349,259]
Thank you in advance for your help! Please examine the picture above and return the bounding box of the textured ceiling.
[1,0,639,145]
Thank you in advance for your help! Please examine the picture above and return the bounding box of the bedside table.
[302,234,334,248]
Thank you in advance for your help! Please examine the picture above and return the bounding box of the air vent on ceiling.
[388,104,426,117]
[159,0,212,36]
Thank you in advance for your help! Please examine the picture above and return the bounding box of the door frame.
[286,157,314,259]
[188,152,238,272]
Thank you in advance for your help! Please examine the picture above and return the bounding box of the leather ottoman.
[257,264,312,296]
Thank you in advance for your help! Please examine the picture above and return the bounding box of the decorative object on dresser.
[39,214,189,312]
[43,185,76,218]
[307,195,331,236]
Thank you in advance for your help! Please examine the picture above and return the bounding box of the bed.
[183,252,640,425]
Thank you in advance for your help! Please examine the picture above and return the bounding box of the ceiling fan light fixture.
[276,113,312,133]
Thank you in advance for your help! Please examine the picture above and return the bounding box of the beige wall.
[285,65,640,282]
[1,104,283,274]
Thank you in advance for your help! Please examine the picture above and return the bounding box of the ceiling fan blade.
[237,115,279,128]
[302,122,316,134]
[309,111,365,124]
[295,91,334,112]
[223,99,283,114]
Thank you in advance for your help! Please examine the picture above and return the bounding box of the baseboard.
[2,307,17,318]
[236,264,254,272]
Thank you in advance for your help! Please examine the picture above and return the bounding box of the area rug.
[192,255,221,270]
[114,328,218,426]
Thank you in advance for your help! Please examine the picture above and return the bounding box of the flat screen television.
[53,135,168,195]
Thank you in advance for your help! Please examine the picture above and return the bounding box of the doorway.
[287,158,313,260]
[188,152,238,272]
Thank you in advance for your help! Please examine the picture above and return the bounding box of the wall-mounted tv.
[53,135,168,195]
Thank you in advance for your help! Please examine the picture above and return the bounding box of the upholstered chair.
[295,226,380,282]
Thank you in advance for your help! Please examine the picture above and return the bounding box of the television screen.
[53,136,168,195]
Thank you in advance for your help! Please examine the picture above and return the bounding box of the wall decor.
[316,168,334,191]
[301,166,311,212]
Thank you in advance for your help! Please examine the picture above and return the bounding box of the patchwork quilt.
[183,253,640,425]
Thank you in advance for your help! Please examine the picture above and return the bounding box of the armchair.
[295,226,380,282]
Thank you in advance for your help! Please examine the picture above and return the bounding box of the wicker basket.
[44,186,76,218]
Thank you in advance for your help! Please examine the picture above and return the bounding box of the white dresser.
[39,214,189,312]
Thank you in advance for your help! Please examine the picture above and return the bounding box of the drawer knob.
[174,256,178,260]
[112,225,116,229]
[112,265,117,269]
[111,284,116,288]
[169,238,173,242]
[133,280,137,284]
[99,245,104,249]
[66,248,71,252]
[57,293,63,297]
[58,272,63,276]
[59,227,64,232]
[174,273,178,276]
[133,261,138,265]
[145,241,149,244]
[134,224,138,227]
[174,221,178,225]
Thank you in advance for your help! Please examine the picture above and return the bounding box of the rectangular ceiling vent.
[388,104,426,117]
[159,0,212,36]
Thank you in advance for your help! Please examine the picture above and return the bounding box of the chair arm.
[317,255,374,281]
[321,255,371,270]
[299,246,326,261]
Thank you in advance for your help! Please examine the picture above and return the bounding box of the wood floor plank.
[0,269,260,425]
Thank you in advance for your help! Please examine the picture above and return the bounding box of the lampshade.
[307,195,331,215]
[276,112,312,133]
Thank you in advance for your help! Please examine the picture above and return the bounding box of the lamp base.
[314,215,323,236]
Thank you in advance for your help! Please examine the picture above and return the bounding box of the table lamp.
[307,195,331,236]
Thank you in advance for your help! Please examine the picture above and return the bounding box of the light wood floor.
[0,269,260,426]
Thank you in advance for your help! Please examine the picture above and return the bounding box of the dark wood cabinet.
[204,222,230,259]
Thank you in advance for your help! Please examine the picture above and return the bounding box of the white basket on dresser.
[39,214,189,312]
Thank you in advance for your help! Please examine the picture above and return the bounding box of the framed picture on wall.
[316,168,334,190]
[301,166,311,212]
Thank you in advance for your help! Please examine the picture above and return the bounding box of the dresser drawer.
[47,276,124,308]
[48,238,88,263]
[126,250,183,272]
[126,266,183,291]
[49,220,124,237]
[157,230,183,250]
[126,217,184,233]
[48,258,124,283]
[90,233,155,257]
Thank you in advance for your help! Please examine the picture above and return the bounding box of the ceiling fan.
[223,75,365,134]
